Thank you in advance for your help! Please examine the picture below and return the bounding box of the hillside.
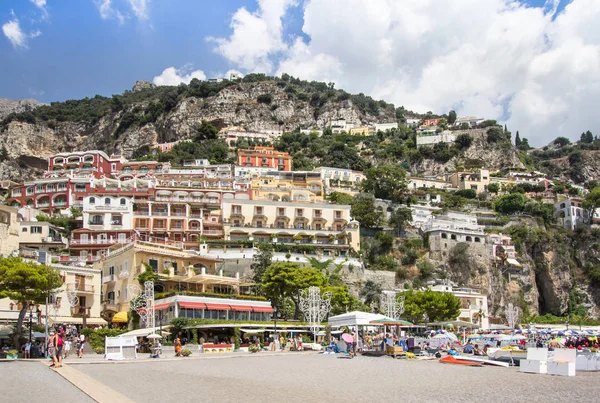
[0,75,398,180]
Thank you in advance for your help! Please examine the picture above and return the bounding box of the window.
[256,206,263,215]
[120,198,126,205]
[89,197,95,204]
[441,233,448,239]
[46,184,55,192]
[31,226,42,234]
[148,259,159,273]
[474,237,481,243]
[335,211,342,219]
[109,266,115,276]
[296,209,304,217]
[107,291,115,304]
[111,163,117,172]
[104,197,111,205]
[256,221,263,228]
[450,234,457,240]
[22,227,27,232]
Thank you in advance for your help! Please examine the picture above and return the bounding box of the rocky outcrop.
[410,130,525,176]
[0,98,45,120]
[132,81,156,92]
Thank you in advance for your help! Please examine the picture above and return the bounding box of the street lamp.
[273,307,278,337]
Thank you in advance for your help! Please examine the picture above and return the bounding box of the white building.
[410,204,443,227]
[312,167,365,190]
[19,221,67,259]
[453,116,484,128]
[409,177,452,190]
[430,283,490,329]
[372,122,398,133]
[329,119,355,134]
[421,212,486,259]
[405,118,420,127]
[416,131,457,146]
[83,195,134,231]
[300,129,323,136]
[554,198,600,230]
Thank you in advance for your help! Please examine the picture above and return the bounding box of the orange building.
[237,146,292,171]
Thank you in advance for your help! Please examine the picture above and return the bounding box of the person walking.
[54,331,64,368]
[174,336,182,357]
[24,341,31,359]
[64,338,71,359]
[77,337,84,358]
[48,331,57,367]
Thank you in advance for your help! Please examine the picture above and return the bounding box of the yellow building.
[349,126,370,136]
[449,169,490,193]
[251,171,324,202]
[0,263,105,327]
[96,241,252,323]
[0,205,19,256]
[222,199,360,252]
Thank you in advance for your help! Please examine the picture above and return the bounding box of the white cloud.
[30,0,48,17]
[152,66,207,86]
[2,11,41,49]
[127,0,149,20]
[219,0,600,146]
[208,0,297,72]
[96,0,124,24]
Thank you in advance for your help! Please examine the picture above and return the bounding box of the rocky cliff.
[0,98,45,120]
[0,79,396,181]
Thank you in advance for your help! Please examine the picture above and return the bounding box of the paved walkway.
[74,353,600,403]
[0,360,93,403]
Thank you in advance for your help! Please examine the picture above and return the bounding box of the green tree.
[251,243,274,284]
[359,280,382,308]
[515,131,521,147]
[580,130,594,144]
[137,263,159,285]
[350,193,384,228]
[486,126,504,143]
[518,137,531,150]
[448,110,457,125]
[493,192,526,214]
[0,257,63,348]
[327,191,353,205]
[194,120,218,141]
[583,187,600,226]
[261,263,327,319]
[455,189,477,199]
[389,207,412,234]
[326,286,364,315]
[553,137,571,147]
[487,183,500,194]
[401,289,461,323]
[454,133,472,149]
[361,164,409,202]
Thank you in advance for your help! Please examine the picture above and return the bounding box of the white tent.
[119,326,170,338]
[328,311,386,328]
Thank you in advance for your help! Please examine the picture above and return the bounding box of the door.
[75,274,85,291]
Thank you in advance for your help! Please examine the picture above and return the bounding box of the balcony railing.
[71,237,132,245]
[71,306,91,318]
[103,274,115,283]
[66,283,95,293]
[88,220,104,226]
[152,212,168,216]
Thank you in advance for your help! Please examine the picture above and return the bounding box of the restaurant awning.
[50,316,108,325]
[204,303,231,311]
[112,311,129,323]
[179,302,207,309]
[154,303,172,311]
[230,305,253,312]
[252,306,274,313]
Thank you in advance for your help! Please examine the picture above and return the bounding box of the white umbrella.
[146,334,162,339]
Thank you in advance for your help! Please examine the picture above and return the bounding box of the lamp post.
[273,307,278,338]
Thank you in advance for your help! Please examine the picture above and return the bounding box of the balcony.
[152,212,168,216]
[71,306,91,318]
[203,230,224,236]
[110,220,123,226]
[88,220,104,226]
[103,303,119,313]
[71,238,131,245]
[103,274,115,283]
[66,283,95,294]
[172,212,187,217]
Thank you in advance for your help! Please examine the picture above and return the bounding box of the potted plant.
[293,234,302,243]
[270,233,278,243]
[181,349,192,357]
[6,350,19,360]
[328,234,335,244]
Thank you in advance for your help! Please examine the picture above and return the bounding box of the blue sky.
[0,0,568,103]
[1,0,595,146]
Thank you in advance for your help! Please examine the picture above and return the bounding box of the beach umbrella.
[147,334,162,339]
[342,333,354,343]
[445,323,455,329]
[515,330,522,334]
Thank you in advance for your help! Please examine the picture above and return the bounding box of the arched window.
[441,233,447,239]
[450,234,457,240]
[475,237,481,243]
[466,236,472,242]
[560,203,565,208]
[89,197,96,205]
[120,198,126,205]
[105,197,111,205]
